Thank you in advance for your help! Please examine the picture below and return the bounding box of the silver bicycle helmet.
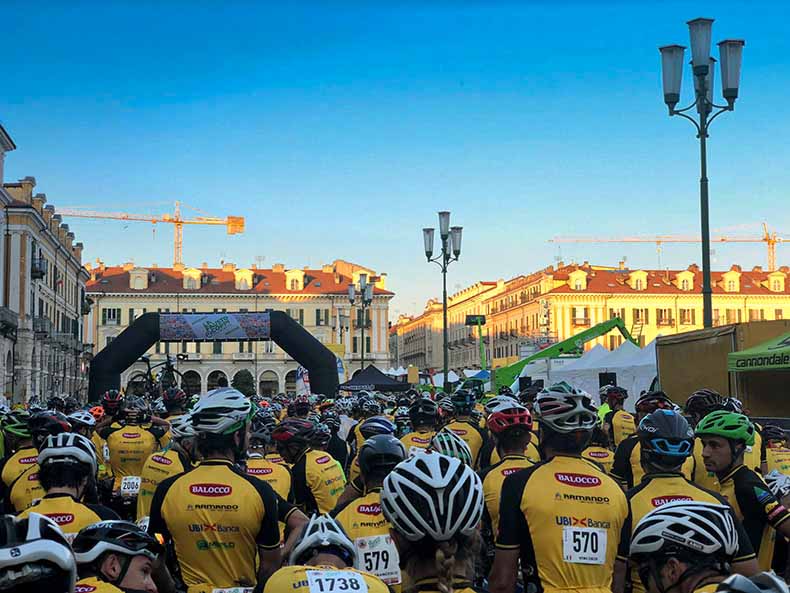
[289,514,356,566]
[190,388,252,435]
[534,383,597,433]
[716,573,790,593]
[428,428,473,466]
[38,432,98,477]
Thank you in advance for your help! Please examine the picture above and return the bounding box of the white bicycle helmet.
[190,388,252,435]
[534,383,597,434]
[717,573,790,593]
[429,428,473,466]
[67,410,96,428]
[764,470,790,500]
[629,501,738,561]
[169,414,195,439]
[38,433,98,476]
[289,514,356,566]
[72,520,161,565]
[381,451,484,542]
[0,513,76,593]
[484,395,519,416]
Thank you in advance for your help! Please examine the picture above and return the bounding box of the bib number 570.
[562,527,607,565]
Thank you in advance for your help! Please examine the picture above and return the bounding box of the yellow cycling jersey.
[91,433,112,480]
[265,452,289,466]
[5,465,43,513]
[400,430,436,454]
[480,454,534,536]
[497,454,628,593]
[410,577,480,593]
[348,456,361,484]
[617,473,756,593]
[481,438,541,469]
[137,447,190,520]
[264,565,389,593]
[18,493,118,538]
[101,424,164,485]
[75,576,125,593]
[291,449,346,515]
[604,409,636,447]
[611,435,694,489]
[148,459,281,593]
[691,438,721,493]
[581,447,614,474]
[717,464,790,571]
[332,488,402,587]
[765,446,790,474]
[743,430,764,473]
[445,420,488,467]
[0,447,39,487]
[246,457,292,500]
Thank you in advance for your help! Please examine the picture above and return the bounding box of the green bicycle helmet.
[695,410,755,446]
[3,411,31,439]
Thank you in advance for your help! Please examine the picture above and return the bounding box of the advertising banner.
[160,312,271,342]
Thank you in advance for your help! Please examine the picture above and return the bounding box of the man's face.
[638,557,684,593]
[120,556,157,593]
[701,436,733,473]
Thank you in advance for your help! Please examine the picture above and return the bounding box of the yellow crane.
[59,201,245,267]
[550,223,785,271]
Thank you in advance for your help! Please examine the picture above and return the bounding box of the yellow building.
[1,165,91,402]
[393,261,790,372]
[85,259,393,395]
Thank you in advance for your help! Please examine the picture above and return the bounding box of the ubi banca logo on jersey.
[247,467,273,475]
[554,472,602,487]
[152,455,172,466]
[315,455,331,465]
[651,495,693,507]
[45,513,75,525]
[555,515,611,529]
[357,503,381,515]
[19,456,37,465]
[189,483,232,497]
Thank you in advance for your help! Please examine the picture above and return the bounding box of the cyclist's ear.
[388,528,408,555]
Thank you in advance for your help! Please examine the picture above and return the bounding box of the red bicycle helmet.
[101,390,123,413]
[162,387,187,407]
[272,418,316,447]
[488,403,533,434]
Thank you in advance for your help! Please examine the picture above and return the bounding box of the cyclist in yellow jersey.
[4,410,73,513]
[18,433,118,539]
[479,402,534,576]
[761,425,790,474]
[629,501,741,593]
[347,396,382,453]
[381,451,485,593]
[0,513,78,593]
[685,389,728,492]
[582,423,615,473]
[445,390,489,469]
[322,411,350,472]
[149,388,282,593]
[346,416,396,487]
[696,411,790,571]
[245,411,291,499]
[73,520,164,593]
[137,413,197,521]
[273,418,346,515]
[400,397,438,454]
[613,410,758,593]
[265,514,389,593]
[489,383,628,593]
[601,385,637,448]
[0,410,36,492]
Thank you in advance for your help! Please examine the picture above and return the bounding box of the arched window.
[290,279,299,291]
[681,279,690,290]
[635,279,644,290]
[727,280,736,292]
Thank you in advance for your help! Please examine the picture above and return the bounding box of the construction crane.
[550,223,785,271]
[59,201,245,267]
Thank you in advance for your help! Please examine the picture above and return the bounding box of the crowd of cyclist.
[2,380,790,593]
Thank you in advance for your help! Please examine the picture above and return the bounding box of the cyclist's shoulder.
[75,576,125,593]
[85,502,121,521]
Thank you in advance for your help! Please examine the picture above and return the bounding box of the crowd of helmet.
[0,381,789,593]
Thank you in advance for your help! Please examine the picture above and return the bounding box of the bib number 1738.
[306,570,368,593]
[562,527,607,565]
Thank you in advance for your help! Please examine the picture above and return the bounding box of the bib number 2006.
[306,570,368,593]
[562,527,607,565]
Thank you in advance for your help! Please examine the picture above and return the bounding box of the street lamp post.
[348,274,373,372]
[659,18,744,328]
[423,211,463,393]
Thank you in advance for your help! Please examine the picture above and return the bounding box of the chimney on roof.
[322,264,333,274]
[222,262,235,273]
[273,263,285,273]
[557,261,564,268]
[151,263,158,269]
[201,262,208,270]
[618,260,626,270]
[731,264,742,273]
[780,266,790,273]
[688,263,700,273]
[122,262,134,272]
[32,193,46,213]
[173,262,184,272]
[753,265,763,273]
[97,259,106,274]
[73,242,83,262]
[43,204,54,223]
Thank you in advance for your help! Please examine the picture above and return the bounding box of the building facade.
[392,261,790,372]
[85,259,393,395]
[1,163,91,402]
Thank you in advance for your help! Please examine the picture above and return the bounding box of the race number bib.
[103,444,110,461]
[354,535,401,584]
[137,516,150,532]
[211,588,253,593]
[562,527,607,565]
[120,476,141,497]
[307,570,368,593]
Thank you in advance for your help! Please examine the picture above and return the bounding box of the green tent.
[727,332,790,372]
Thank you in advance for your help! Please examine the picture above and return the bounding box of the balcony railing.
[657,318,675,327]
[31,258,47,280]
[232,352,255,360]
[33,316,52,336]
[572,317,591,327]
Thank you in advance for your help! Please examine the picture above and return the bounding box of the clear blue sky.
[3,1,790,318]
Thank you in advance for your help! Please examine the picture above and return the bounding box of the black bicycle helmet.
[762,424,787,443]
[409,397,438,426]
[271,418,316,449]
[358,434,406,477]
[638,410,694,469]
[72,520,162,566]
[359,416,396,440]
[29,411,72,449]
[249,412,277,443]
[685,388,726,418]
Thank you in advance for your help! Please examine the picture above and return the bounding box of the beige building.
[392,261,790,372]
[85,259,393,395]
[0,130,91,402]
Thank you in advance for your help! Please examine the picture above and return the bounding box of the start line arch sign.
[160,312,271,342]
